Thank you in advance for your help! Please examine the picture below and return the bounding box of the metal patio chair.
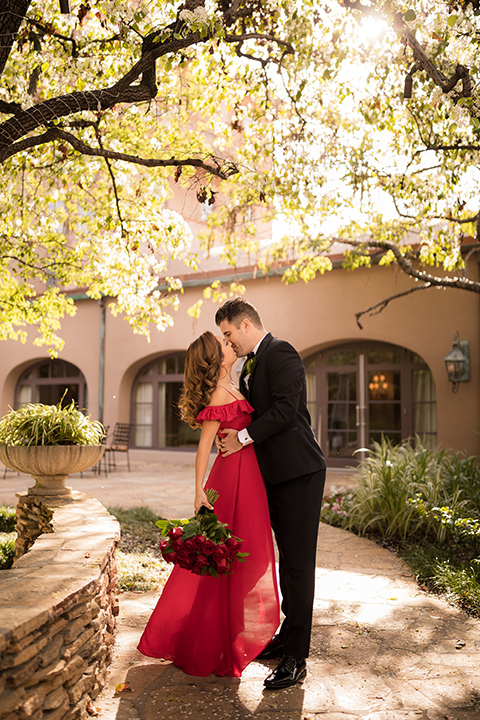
[105,423,133,471]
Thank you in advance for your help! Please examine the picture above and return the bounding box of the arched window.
[15,360,87,409]
[304,342,437,466]
[132,354,199,449]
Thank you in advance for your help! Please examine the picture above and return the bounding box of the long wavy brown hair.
[177,331,223,428]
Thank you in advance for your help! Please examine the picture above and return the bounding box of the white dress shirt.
[237,334,267,445]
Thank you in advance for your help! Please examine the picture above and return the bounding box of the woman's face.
[216,335,237,365]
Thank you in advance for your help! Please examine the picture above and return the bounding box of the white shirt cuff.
[237,428,253,445]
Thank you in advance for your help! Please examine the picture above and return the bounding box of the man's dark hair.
[215,298,263,329]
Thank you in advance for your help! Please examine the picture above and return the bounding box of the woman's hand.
[194,489,214,515]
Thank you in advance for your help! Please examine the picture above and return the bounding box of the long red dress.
[137,398,280,677]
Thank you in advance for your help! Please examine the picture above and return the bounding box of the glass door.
[327,369,358,459]
[305,343,436,466]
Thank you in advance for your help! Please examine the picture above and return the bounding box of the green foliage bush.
[0,398,104,447]
[343,436,476,542]
[0,506,15,533]
[0,532,16,569]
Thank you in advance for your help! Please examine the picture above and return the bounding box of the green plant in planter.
[0,398,104,447]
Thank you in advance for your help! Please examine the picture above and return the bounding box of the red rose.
[225,537,242,554]
[215,557,230,574]
[176,550,194,570]
[191,554,210,572]
[203,539,216,556]
[213,544,229,562]
[169,527,184,541]
[190,535,207,551]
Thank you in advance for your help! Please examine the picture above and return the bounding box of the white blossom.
[179,9,195,22]
[193,6,209,23]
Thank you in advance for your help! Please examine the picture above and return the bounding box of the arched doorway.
[132,354,200,449]
[15,360,87,410]
[304,342,437,466]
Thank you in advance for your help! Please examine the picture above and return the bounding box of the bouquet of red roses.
[156,489,249,577]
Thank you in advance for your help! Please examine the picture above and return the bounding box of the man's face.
[218,319,254,358]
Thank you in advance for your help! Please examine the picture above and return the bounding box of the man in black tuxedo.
[215,298,326,690]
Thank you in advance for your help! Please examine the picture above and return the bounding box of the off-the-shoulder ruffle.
[197,399,253,423]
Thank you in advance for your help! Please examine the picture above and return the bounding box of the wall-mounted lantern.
[444,332,470,393]
[59,0,71,13]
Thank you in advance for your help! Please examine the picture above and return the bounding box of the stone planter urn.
[0,445,105,497]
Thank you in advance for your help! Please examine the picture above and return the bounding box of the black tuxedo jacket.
[240,333,326,484]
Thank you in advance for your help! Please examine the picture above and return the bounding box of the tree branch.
[0,85,153,155]
[355,284,433,329]
[343,237,480,293]
[343,0,475,100]
[0,1,31,76]
[0,126,239,179]
[0,99,22,116]
[94,125,126,236]
[0,18,212,154]
[0,252,82,273]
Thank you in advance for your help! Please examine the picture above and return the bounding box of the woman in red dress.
[137,331,279,677]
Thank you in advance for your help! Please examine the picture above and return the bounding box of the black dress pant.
[265,468,326,659]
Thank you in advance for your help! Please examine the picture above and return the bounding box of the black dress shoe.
[264,656,306,689]
[256,634,285,660]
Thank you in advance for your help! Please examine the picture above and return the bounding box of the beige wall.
[0,260,478,459]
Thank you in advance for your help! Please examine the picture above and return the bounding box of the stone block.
[37,633,64,669]
[41,696,69,720]
[44,617,68,645]
[67,676,88,705]
[63,655,88,686]
[9,609,51,643]
[62,617,88,645]
[7,627,43,654]
[65,626,95,659]
[0,631,10,655]
[24,659,66,688]
[63,600,94,622]
[91,612,106,632]
[6,654,41,687]
[5,634,48,668]
[24,710,43,720]
[0,687,26,715]
[43,685,68,711]
[18,687,46,719]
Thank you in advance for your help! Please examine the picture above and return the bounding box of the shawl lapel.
[240,333,272,399]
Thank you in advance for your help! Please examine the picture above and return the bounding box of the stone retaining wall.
[0,491,120,720]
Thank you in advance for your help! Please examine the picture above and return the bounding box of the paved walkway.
[2,462,480,719]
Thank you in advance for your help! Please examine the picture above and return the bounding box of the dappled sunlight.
[359,15,390,45]
[314,566,419,625]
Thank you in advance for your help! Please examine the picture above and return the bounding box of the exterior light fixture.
[444,332,470,393]
[59,0,71,13]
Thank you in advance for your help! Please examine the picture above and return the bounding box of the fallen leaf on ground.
[115,682,132,694]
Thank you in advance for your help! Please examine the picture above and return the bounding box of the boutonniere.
[244,355,257,376]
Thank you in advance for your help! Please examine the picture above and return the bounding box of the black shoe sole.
[264,668,307,690]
